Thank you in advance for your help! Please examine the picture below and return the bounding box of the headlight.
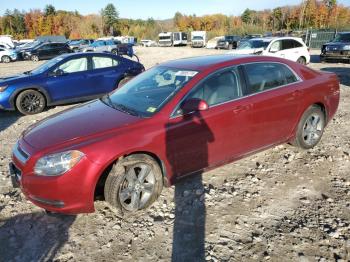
[0,85,8,92]
[34,150,84,176]
[343,45,350,50]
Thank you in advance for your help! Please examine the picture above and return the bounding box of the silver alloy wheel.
[31,55,39,62]
[302,113,324,146]
[119,163,155,211]
[2,56,10,63]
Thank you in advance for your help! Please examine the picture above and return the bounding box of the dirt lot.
[0,47,349,262]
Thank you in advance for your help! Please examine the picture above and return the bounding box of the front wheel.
[291,105,325,149]
[15,89,46,115]
[104,154,163,213]
[1,55,11,63]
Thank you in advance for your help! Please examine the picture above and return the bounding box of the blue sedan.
[0,52,145,115]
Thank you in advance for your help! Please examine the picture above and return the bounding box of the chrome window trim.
[170,61,302,120]
[12,143,30,164]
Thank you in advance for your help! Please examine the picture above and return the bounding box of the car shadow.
[0,211,76,261]
[320,67,350,87]
[0,111,22,133]
[166,111,214,261]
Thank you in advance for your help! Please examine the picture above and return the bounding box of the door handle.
[233,105,250,114]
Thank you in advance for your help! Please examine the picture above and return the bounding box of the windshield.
[238,40,270,50]
[193,36,203,40]
[69,40,82,45]
[30,56,65,74]
[333,33,350,42]
[101,66,198,117]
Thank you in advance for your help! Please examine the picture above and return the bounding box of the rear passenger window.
[186,68,242,107]
[92,56,119,69]
[244,63,298,94]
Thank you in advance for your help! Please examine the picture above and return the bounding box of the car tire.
[31,55,39,62]
[15,89,46,115]
[297,57,306,65]
[291,105,325,149]
[1,55,11,63]
[104,154,163,213]
[117,76,133,88]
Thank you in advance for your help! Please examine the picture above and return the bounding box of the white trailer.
[191,31,206,48]
[173,32,188,46]
[0,35,15,49]
[158,32,173,47]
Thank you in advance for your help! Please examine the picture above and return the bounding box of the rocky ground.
[0,47,349,262]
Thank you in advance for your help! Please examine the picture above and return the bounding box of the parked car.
[238,34,263,46]
[21,42,72,62]
[228,37,310,64]
[9,55,340,214]
[0,52,145,115]
[68,39,94,52]
[140,39,157,47]
[81,40,118,54]
[217,35,241,50]
[0,47,17,63]
[206,36,224,49]
[320,32,350,63]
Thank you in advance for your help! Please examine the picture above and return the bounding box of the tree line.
[0,1,349,41]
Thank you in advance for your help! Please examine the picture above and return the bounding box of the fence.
[305,29,336,49]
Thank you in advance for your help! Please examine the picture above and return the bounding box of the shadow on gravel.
[0,212,75,261]
[320,67,350,87]
[0,111,22,132]
[166,110,214,261]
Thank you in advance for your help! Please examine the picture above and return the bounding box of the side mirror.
[180,98,209,115]
[54,69,65,77]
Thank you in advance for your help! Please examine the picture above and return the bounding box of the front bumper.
[321,50,350,60]
[10,142,104,214]
[0,91,15,110]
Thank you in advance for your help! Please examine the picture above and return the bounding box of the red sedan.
[10,55,340,214]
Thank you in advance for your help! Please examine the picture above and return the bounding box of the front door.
[46,56,90,102]
[166,67,252,176]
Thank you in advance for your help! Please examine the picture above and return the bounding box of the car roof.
[58,52,118,59]
[160,54,291,71]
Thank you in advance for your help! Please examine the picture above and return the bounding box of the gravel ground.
[0,47,349,262]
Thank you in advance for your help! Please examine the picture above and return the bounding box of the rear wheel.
[15,89,46,115]
[31,55,39,62]
[291,105,325,149]
[1,55,11,63]
[104,154,163,213]
[297,56,306,65]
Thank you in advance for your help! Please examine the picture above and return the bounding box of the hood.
[324,41,349,46]
[0,73,33,85]
[22,100,141,150]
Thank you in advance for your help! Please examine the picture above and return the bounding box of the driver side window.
[270,40,282,52]
[56,57,88,73]
[173,67,242,116]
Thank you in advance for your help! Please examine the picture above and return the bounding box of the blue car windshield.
[333,33,350,42]
[101,66,198,117]
[30,56,65,74]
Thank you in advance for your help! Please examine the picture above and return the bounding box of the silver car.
[81,40,118,54]
[0,47,17,63]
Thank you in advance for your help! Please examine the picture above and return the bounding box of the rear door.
[282,39,305,62]
[37,44,53,59]
[46,56,90,101]
[241,62,303,151]
[85,55,123,94]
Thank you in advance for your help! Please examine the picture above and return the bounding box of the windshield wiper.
[101,95,141,117]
